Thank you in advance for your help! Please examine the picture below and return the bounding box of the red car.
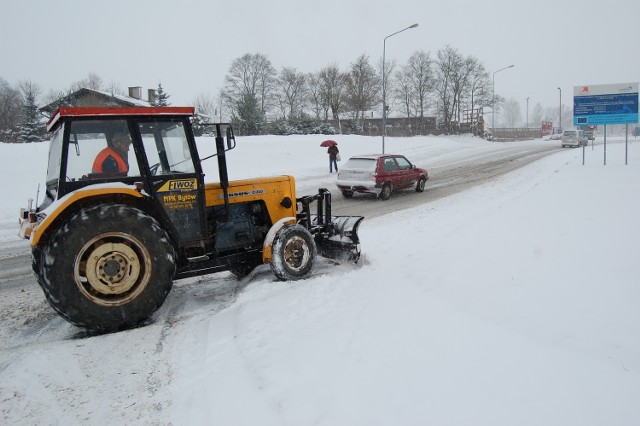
[336,154,428,200]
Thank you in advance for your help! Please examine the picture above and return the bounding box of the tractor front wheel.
[37,204,176,332]
[270,224,317,281]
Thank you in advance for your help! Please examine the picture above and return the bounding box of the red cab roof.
[47,106,195,132]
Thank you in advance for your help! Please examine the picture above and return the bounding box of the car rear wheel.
[341,190,354,198]
[379,183,392,201]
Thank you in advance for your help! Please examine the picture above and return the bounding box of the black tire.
[37,204,176,332]
[415,176,427,192]
[270,224,317,281]
[341,190,354,198]
[379,183,392,200]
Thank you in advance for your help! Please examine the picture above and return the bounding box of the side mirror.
[226,126,236,150]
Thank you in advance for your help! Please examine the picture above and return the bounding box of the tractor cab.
[38,106,235,247]
[44,107,217,200]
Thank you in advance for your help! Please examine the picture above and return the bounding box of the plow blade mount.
[313,215,364,264]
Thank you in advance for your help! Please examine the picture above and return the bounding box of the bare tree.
[71,72,103,91]
[276,67,307,120]
[192,93,216,120]
[306,72,327,120]
[318,64,347,132]
[530,103,544,128]
[344,54,379,121]
[502,98,522,127]
[396,50,434,134]
[434,47,494,133]
[433,45,461,130]
[449,55,476,128]
[395,68,414,122]
[223,53,277,135]
[462,57,490,131]
[0,77,21,141]
[378,56,397,119]
[105,80,124,96]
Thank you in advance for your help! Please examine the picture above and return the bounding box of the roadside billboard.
[573,83,639,126]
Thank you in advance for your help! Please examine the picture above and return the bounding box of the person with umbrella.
[321,140,340,173]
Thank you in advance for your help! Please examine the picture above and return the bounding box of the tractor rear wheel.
[37,204,176,332]
[270,224,317,281]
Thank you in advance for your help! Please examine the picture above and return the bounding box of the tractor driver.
[92,131,131,175]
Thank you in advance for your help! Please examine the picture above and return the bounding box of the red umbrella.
[320,140,337,147]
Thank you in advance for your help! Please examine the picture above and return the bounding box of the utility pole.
[382,23,418,154]
[491,65,515,130]
[557,87,562,133]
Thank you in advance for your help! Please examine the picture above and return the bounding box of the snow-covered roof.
[93,89,151,107]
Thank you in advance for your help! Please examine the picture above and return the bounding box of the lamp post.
[526,97,529,128]
[491,64,515,131]
[557,87,562,133]
[382,23,418,154]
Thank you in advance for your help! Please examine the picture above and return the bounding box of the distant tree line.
[0,46,569,142]
[220,47,496,136]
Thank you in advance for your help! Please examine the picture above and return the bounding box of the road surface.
[0,140,563,343]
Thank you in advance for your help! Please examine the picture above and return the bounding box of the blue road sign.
[573,83,639,125]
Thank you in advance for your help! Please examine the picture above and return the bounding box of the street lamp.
[557,87,562,133]
[491,64,515,130]
[382,23,418,154]
[526,97,529,128]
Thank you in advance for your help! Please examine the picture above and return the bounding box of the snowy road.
[328,141,563,218]
[0,139,561,301]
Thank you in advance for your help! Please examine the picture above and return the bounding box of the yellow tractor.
[19,107,363,332]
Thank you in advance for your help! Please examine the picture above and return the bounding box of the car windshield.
[564,131,577,136]
[343,158,376,171]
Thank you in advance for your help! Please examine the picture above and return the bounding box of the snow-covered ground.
[1,134,639,425]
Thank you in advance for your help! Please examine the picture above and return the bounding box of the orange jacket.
[92,147,128,174]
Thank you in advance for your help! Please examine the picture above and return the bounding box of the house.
[40,86,156,117]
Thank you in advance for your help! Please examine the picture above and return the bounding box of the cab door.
[136,119,206,245]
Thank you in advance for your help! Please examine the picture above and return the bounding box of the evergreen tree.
[233,94,263,135]
[151,83,170,106]
[16,82,43,143]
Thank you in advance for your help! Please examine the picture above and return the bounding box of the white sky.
[1,0,639,112]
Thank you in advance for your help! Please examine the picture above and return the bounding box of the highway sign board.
[573,83,638,125]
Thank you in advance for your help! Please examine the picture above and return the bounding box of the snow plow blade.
[297,188,364,264]
[313,215,364,264]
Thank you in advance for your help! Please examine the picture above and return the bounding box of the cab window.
[138,120,195,175]
[66,120,141,181]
